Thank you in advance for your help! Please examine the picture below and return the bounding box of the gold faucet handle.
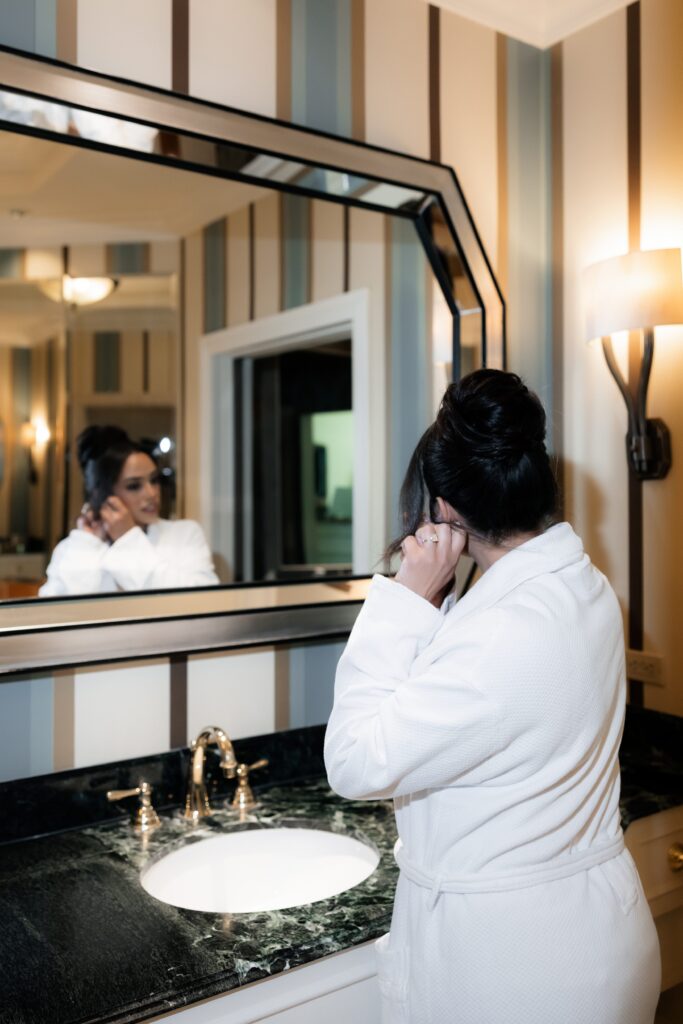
[669,842,683,873]
[107,781,161,834]
[231,758,269,811]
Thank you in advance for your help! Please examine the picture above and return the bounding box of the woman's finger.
[401,535,421,559]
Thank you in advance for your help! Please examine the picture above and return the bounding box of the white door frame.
[199,290,371,578]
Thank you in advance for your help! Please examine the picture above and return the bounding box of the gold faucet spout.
[183,725,238,822]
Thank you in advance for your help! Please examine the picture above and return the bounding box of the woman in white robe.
[324,370,660,1024]
[40,426,219,596]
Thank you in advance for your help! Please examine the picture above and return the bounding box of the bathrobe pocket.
[375,932,410,1024]
[601,849,640,915]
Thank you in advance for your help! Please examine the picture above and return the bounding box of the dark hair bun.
[389,368,558,554]
[76,425,132,471]
[438,370,547,464]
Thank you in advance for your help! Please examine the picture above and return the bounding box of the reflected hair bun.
[76,425,131,471]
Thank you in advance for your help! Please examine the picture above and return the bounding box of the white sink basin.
[140,827,380,913]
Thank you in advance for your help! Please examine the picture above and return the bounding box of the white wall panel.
[73,660,169,767]
[364,0,430,157]
[76,0,172,89]
[189,0,277,117]
[640,0,683,715]
[440,10,499,267]
[187,649,276,743]
[561,12,629,609]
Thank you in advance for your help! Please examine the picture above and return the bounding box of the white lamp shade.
[583,248,683,341]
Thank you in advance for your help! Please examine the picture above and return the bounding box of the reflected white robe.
[324,523,660,1024]
[39,519,219,596]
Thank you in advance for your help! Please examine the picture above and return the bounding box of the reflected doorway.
[235,340,353,580]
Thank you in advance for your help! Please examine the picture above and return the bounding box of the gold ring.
[426,534,439,543]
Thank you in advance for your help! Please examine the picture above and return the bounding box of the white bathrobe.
[39,519,219,596]
[324,523,661,1024]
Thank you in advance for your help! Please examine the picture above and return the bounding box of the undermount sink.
[140,826,380,913]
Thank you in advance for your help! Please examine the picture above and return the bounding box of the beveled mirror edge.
[0,576,373,632]
[0,600,366,677]
[0,44,504,356]
[0,45,504,653]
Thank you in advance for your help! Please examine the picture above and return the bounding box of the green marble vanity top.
[1,705,681,1024]
[0,778,397,1024]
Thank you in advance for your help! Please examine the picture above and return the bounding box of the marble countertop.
[0,708,681,1024]
[0,778,398,1024]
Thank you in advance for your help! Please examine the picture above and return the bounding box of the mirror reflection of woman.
[325,370,660,1024]
[39,426,219,596]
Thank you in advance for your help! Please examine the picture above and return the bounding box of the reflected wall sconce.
[583,248,683,479]
[19,418,51,484]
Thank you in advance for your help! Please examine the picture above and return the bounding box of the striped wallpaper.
[0,242,174,282]
[0,0,682,765]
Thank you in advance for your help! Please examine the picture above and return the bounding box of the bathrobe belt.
[394,833,625,909]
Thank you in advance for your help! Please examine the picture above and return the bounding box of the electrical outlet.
[626,649,664,687]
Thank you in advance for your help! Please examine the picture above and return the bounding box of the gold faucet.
[182,725,238,822]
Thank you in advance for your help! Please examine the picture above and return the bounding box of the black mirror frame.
[0,45,505,673]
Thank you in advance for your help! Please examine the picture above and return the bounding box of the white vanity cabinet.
[626,805,683,991]
[151,943,380,1023]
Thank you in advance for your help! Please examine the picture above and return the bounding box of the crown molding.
[430,0,630,49]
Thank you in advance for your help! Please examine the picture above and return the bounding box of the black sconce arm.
[600,330,671,479]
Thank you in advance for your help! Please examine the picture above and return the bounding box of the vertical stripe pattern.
[94,332,121,393]
[281,194,310,310]
[350,0,365,140]
[203,219,227,333]
[496,34,509,296]
[56,0,76,63]
[505,40,554,423]
[290,0,352,136]
[276,0,292,120]
[172,0,189,94]
[550,42,564,467]
[107,243,149,275]
[389,217,430,534]
[169,655,187,748]
[429,5,441,162]
[626,2,644,707]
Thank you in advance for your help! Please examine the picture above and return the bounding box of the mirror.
[0,115,491,599]
[0,49,503,645]
[0,48,505,784]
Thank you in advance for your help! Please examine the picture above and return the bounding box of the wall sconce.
[19,418,51,484]
[583,248,683,479]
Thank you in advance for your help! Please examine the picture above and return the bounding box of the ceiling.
[0,131,267,248]
[430,0,631,48]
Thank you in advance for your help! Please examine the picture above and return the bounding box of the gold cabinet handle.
[107,780,161,834]
[668,842,683,873]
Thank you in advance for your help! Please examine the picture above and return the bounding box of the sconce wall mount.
[583,248,683,481]
[601,330,671,479]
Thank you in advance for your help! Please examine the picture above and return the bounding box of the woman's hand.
[76,503,108,542]
[394,522,466,608]
[99,496,136,542]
